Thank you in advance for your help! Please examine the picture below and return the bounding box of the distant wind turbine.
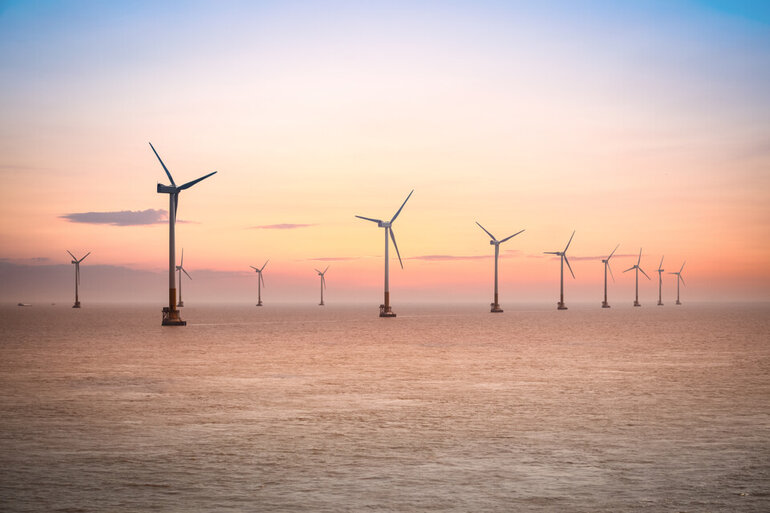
[623,248,650,307]
[544,231,575,310]
[176,248,191,307]
[250,260,269,306]
[601,244,619,308]
[67,250,90,308]
[669,261,686,305]
[656,256,665,306]
[355,190,414,317]
[476,222,524,313]
[315,266,329,306]
[151,142,216,326]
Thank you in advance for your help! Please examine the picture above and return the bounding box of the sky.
[1,0,769,305]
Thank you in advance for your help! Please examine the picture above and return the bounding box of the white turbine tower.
[623,248,650,307]
[656,256,665,306]
[315,266,329,306]
[176,248,192,307]
[544,231,575,310]
[67,250,90,308]
[250,260,269,306]
[669,261,686,305]
[151,142,216,326]
[601,244,619,308]
[355,189,414,317]
[475,222,524,313]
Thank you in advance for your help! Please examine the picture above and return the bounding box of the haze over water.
[1,303,768,512]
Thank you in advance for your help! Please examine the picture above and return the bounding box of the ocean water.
[0,302,768,512]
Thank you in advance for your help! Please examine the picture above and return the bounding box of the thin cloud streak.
[250,223,316,230]
[308,257,360,262]
[60,209,168,226]
[408,254,489,261]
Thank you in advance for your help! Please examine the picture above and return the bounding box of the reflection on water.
[1,303,768,512]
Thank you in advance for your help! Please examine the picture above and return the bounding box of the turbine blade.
[500,229,525,244]
[178,171,217,191]
[543,251,560,255]
[475,221,497,242]
[390,189,414,223]
[323,265,329,274]
[149,142,176,187]
[679,274,686,286]
[314,268,321,274]
[637,248,642,266]
[67,250,77,260]
[250,266,258,271]
[563,230,575,253]
[173,192,179,219]
[180,248,184,267]
[261,259,269,271]
[640,267,651,280]
[623,266,635,273]
[608,243,619,259]
[680,260,686,273]
[322,275,326,289]
[564,255,575,279]
[78,251,91,263]
[389,227,404,269]
[259,272,265,287]
[355,215,382,224]
[658,255,664,271]
[182,268,192,280]
[608,261,615,283]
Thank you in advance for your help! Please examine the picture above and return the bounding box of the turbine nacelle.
[157,184,176,194]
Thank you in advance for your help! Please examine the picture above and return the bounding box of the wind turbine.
[476,222,524,312]
[67,250,90,308]
[669,261,686,305]
[250,260,268,306]
[623,248,650,307]
[315,266,329,306]
[355,189,413,317]
[151,142,216,326]
[544,231,575,310]
[656,256,665,306]
[601,244,619,308]
[176,248,192,307]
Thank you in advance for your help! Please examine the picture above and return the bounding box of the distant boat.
[17,303,30,307]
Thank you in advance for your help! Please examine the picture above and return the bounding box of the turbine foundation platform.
[256,301,263,307]
[162,306,186,326]
[319,302,325,306]
[633,301,641,307]
[676,300,682,305]
[177,300,184,307]
[657,301,664,306]
[490,303,503,313]
[72,302,81,309]
[601,301,610,308]
[379,304,396,318]
[557,302,568,310]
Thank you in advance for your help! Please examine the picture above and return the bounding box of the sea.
[0,302,768,512]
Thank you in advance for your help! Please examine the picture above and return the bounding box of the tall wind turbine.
[250,260,268,306]
[151,142,216,326]
[544,231,575,310]
[476,222,524,312]
[67,250,90,308]
[669,261,686,305]
[623,248,650,307]
[601,244,619,308]
[176,248,192,307]
[656,256,665,306]
[355,189,413,317]
[315,266,329,306]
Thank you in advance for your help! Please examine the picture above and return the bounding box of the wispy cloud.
[408,254,489,261]
[250,223,316,230]
[308,256,360,262]
[60,209,168,226]
[540,253,639,262]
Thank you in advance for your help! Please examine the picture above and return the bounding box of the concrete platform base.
[72,302,81,308]
[676,300,682,305]
[319,302,325,306]
[162,306,186,326]
[379,304,396,317]
[177,300,184,307]
[634,301,641,307]
[601,301,610,308]
[557,302,568,310]
[490,303,503,313]
[657,301,664,306]
[256,302,263,307]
